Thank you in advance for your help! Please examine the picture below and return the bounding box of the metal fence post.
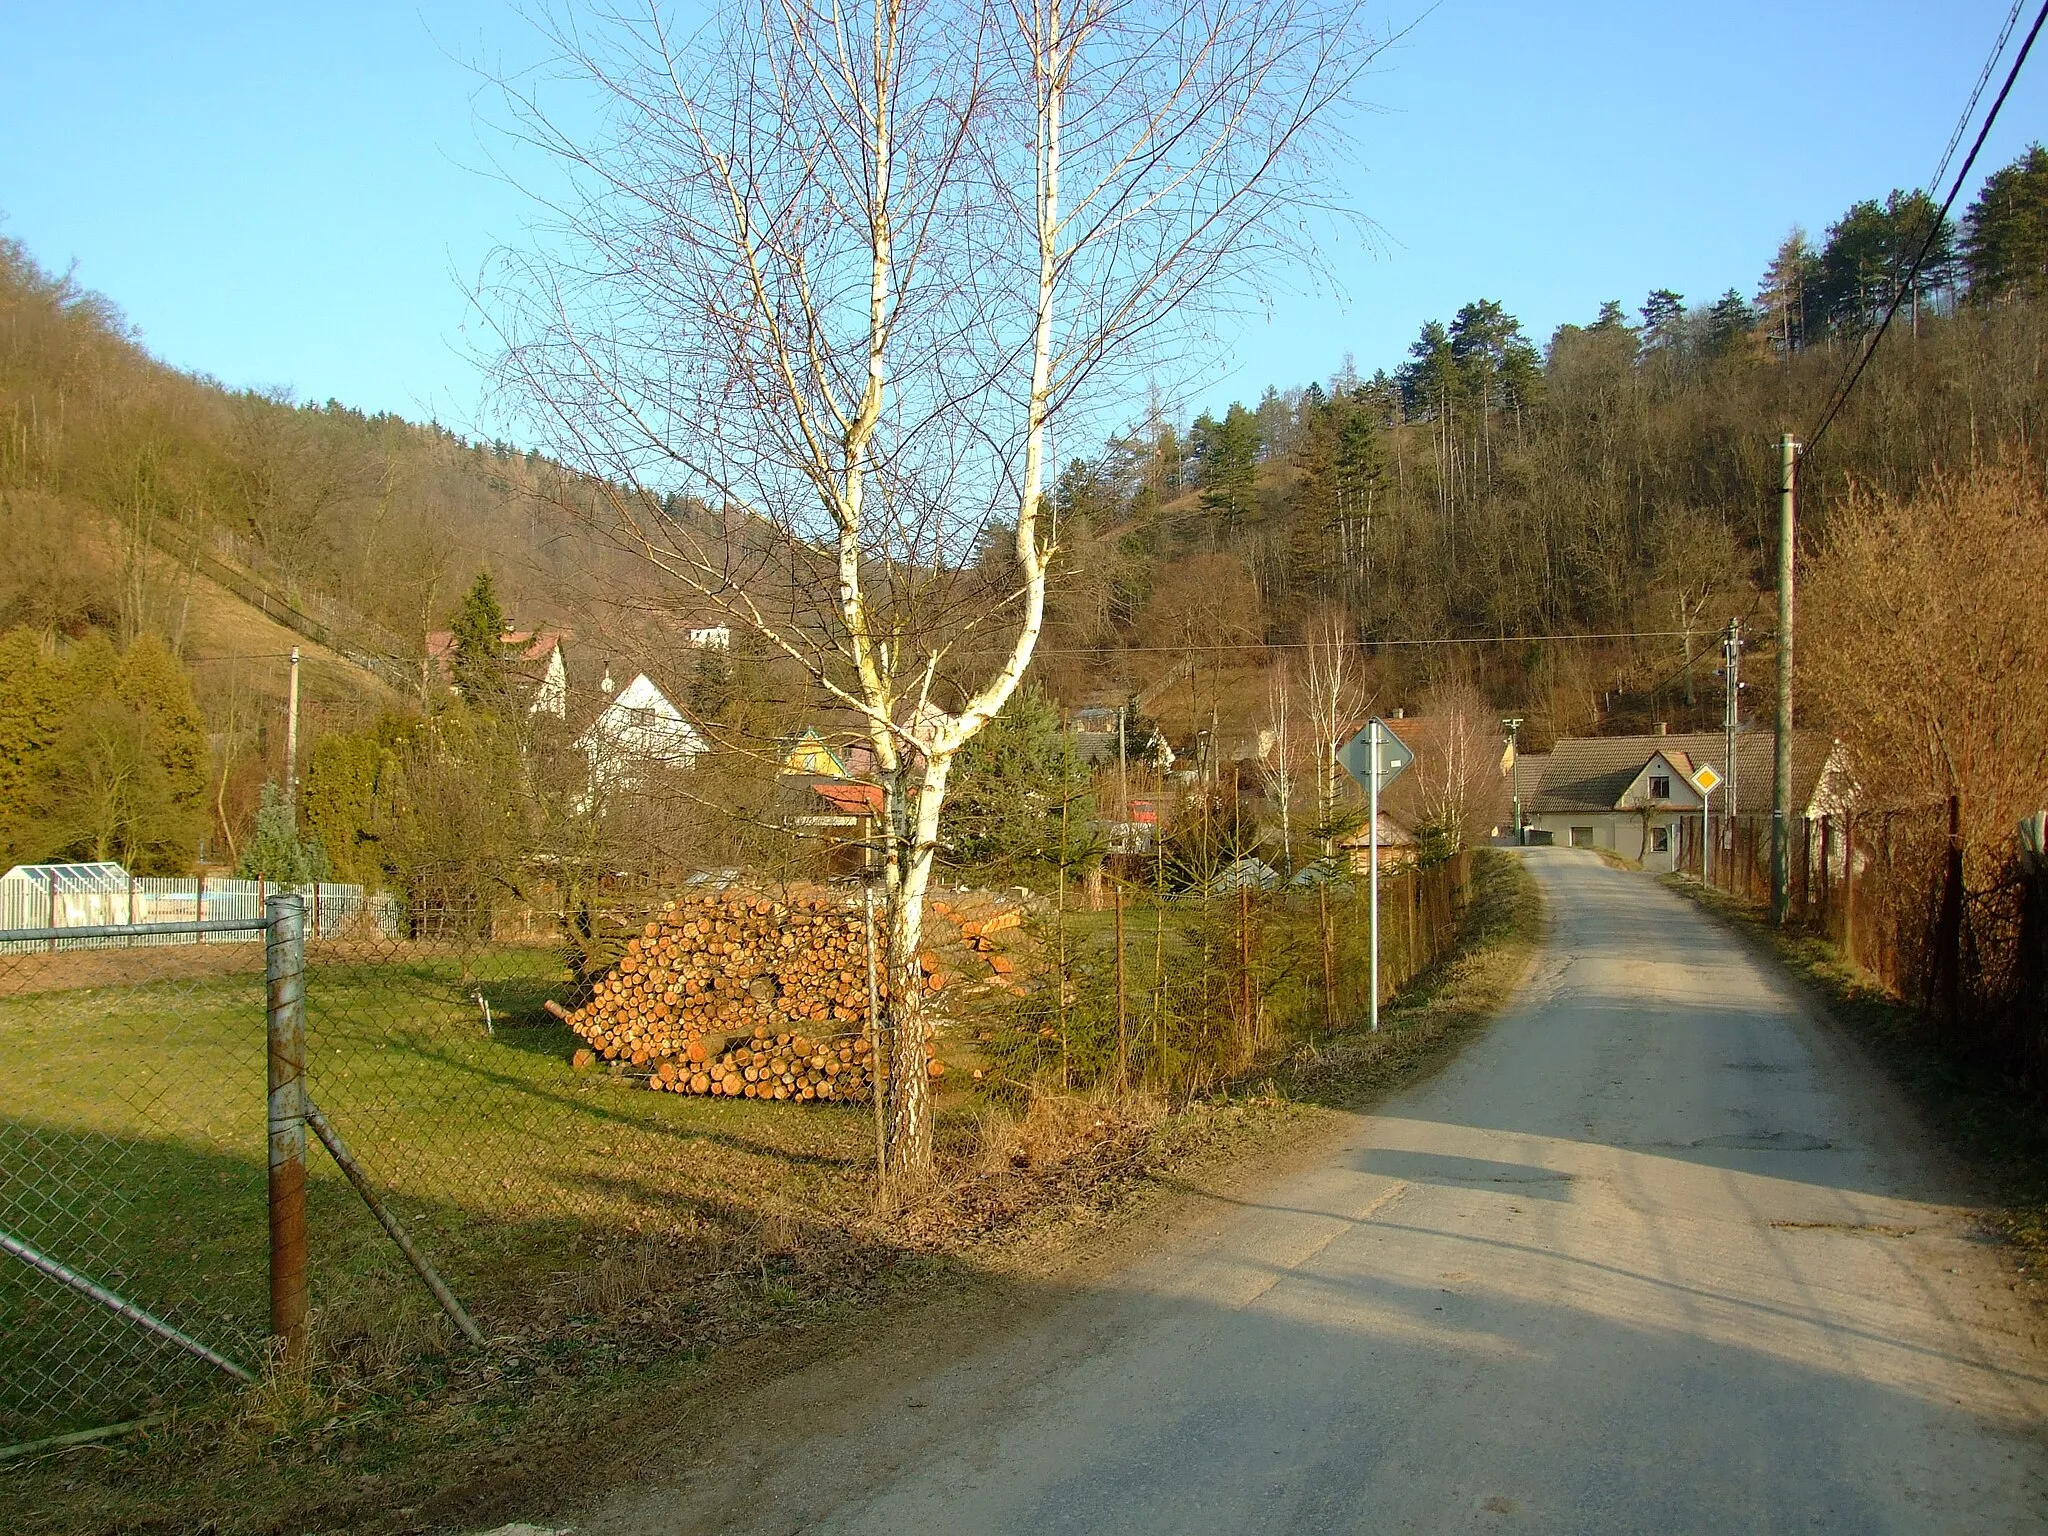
[265,894,309,1367]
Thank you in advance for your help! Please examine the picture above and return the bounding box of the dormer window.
[1649,774,1672,800]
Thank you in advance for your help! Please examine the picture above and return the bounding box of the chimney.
[1391,707,1405,720]
[1654,721,1668,736]
[601,664,616,696]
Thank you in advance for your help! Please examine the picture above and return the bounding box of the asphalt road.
[588,850,2048,1535]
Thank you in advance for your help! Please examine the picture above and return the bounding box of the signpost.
[1692,763,1722,887]
[1340,718,1414,1032]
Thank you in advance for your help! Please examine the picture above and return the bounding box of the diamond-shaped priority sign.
[1692,764,1722,795]
[1339,718,1414,793]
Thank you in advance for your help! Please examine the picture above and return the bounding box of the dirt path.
[559,850,2048,1534]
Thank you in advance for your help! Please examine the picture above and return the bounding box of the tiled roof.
[813,782,883,816]
[1530,730,1836,816]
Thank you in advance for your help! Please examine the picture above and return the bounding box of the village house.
[575,667,706,783]
[423,624,571,716]
[1525,727,1853,872]
[1336,810,1420,872]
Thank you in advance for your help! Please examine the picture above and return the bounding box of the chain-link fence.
[2,853,1479,1455]
[0,912,274,1451]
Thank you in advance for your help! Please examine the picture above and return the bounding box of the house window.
[1649,775,1672,800]
[1651,826,1670,854]
[1570,827,1593,847]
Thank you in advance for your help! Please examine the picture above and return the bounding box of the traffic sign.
[1339,719,1414,793]
[1692,764,1722,795]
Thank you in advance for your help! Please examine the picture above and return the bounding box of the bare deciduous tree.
[1300,606,1368,853]
[1804,466,2048,864]
[1410,680,1505,854]
[1258,659,1298,873]
[483,0,1377,1177]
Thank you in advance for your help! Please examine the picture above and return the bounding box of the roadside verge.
[1661,874,2048,1288]
[9,854,1542,1536]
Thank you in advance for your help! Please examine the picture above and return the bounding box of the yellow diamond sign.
[1693,764,1722,794]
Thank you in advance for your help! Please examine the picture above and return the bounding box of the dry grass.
[4,854,1540,1535]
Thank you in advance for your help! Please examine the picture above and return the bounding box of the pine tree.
[0,628,68,862]
[302,730,387,883]
[1756,228,1822,354]
[116,631,208,841]
[1962,144,2048,301]
[1702,289,1755,356]
[1190,404,1260,537]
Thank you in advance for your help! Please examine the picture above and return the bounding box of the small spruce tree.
[239,781,329,884]
[448,570,511,707]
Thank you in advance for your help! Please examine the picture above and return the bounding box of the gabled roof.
[1530,730,1840,817]
[813,781,883,816]
[782,728,850,779]
[576,673,705,766]
[1335,810,1416,848]
[1,862,131,891]
[424,627,569,670]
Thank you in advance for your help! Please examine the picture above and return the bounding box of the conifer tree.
[448,569,511,707]
[1963,144,2048,301]
[239,780,329,883]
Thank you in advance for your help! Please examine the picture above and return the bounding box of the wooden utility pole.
[285,646,301,805]
[1771,436,1799,925]
[1722,618,1741,883]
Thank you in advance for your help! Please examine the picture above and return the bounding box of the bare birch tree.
[1258,660,1298,873]
[482,0,1377,1177]
[1411,680,1504,853]
[1300,606,1368,855]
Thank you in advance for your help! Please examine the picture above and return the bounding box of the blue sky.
[5,1,2044,440]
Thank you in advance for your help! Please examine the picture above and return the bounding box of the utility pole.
[1368,719,1382,1034]
[1771,435,1799,925]
[285,646,302,806]
[1722,619,1741,877]
[1502,716,1524,842]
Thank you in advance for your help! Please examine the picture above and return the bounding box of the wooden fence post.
[1840,811,1857,967]
[1115,883,1129,1093]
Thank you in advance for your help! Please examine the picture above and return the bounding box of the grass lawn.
[0,939,896,1450]
[3,853,1541,1533]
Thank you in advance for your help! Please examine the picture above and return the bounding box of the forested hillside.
[3,146,2045,874]
[1030,147,2048,744]
[0,237,656,869]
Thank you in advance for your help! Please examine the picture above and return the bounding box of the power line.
[1024,628,1703,658]
[1930,0,2027,197]
[1805,0,2048,456]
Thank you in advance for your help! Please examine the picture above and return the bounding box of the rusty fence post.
[265,893,310,1368]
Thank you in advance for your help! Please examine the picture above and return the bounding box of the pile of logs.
[547,893,884,1075]
[547,887,1027,1105]
[648,1024,939,1099]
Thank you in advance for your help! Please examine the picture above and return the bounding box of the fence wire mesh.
[0,929,272,1446]
[2,855,1480,1450]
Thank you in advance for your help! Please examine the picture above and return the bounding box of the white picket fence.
[0,876,397,952]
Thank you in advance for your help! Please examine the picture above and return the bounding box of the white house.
[575,673,707,784]
[1525,728,1853,872]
